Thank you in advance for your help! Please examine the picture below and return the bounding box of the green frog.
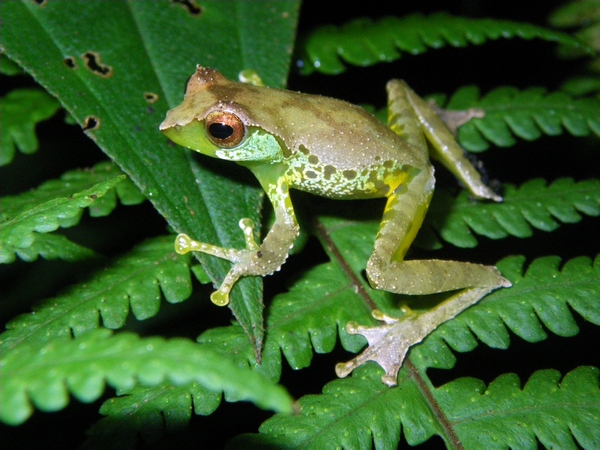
[160,66,510,385]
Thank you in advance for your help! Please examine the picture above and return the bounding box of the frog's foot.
[427,99,485,135]
[174,219,262,306]
[335,286,497,386]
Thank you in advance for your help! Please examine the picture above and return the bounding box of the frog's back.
[242,85,427,169]
[242,86,429,199]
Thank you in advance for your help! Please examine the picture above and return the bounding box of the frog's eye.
[205,111,245,148]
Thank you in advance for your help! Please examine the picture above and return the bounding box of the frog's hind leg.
[366,167,509,298]
[358,169,509,385]
[369,79,509,297]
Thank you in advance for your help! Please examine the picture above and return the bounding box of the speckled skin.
[160,67,510,383]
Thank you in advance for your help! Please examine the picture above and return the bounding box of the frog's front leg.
[176,175,299,306]
[427,99,484,135]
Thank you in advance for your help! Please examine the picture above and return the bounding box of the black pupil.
[208,122,233,140]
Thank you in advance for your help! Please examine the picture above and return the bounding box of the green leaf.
[85,382,217,447]
[230,364,443,449]
[0,88,61,165]
[231,365,600,449]
[548,0,600,59]
[425,178,600,248]
[0,174,126,263]
[75,247,599,445]
[413,255,600,371]
[0,328,293,426]
[0,237,193,353]
[0,0,301,355]
[441,367,600,449]
[1,161,143,221]
[549,0,600,28]
[10,233,96,262]
[298,13,593,75]
[447,86,600,151]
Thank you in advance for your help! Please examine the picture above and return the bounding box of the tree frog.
[160,66,510,386]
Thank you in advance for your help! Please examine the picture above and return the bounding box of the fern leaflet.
[412,255,600,371]
[0,162,145,262]
[85,252,599,443]
[438,367,600,449]
[445,86,600,151]
[0,88,61,165]
[423,178,600,248]
[0,328,293,426]
[0,237,193,352]
[298,13,592,75]
[84,382,219,447]
[230,365,600,449]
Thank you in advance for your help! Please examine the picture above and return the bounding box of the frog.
[160,66,511,386]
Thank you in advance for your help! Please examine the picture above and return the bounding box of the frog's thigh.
[366,169,505,295]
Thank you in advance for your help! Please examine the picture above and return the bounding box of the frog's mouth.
[160,119,219,158]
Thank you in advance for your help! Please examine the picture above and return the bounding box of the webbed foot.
[336,286,503,386]
[174,218,260,306]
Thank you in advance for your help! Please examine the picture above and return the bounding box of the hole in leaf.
[30,0,47,6]
[81,52,113,78]
[171,0,202,16]
[63,57,77,70]
[144,92,159,104]
[83,116,100,131]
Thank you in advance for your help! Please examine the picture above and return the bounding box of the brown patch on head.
[186,66,229,96]
[82,52,113,78]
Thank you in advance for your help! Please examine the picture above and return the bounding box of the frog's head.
[160,66,284,163]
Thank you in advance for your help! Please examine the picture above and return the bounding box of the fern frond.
[1,161,144,221]
[0,88,61,165]
[79,250,599,443]
[413,255,600,371]
[0,176,123,263]
[192,261,376,390]
[230,364,439,449]
[11,233,96,262]
[85,382,221,447]
[438,366,600,449]
[0,328,293,426]
[549,0,600,60]
[445,86,600,151]
[96,258,383,429]
[298,13,592,75]
[84,327,262,445]
[0,237,193,352]
[0,162,145,262]
[424,178,600,248]
[231,365,600,449]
